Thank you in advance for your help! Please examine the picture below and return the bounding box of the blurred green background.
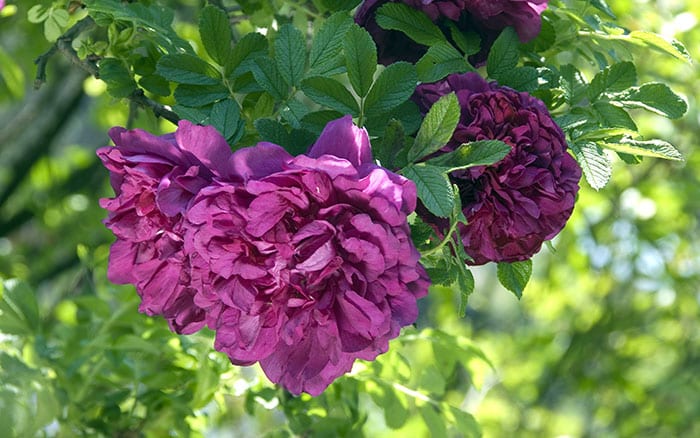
[1,0,698,436]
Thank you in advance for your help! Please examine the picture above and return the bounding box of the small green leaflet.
[301,76,360,116]
[376,119,405,168]
[274,24,307,88]
[486,27,519,80]
[614,83,687,119]
[83,0,192,54]
[199,6,232,66]
[210,99,245,144]
[174,83,229,107]
[446,22,480,56]
[559,65,588,105]
[255,118,289,146]
[590,0,616,18]
[364,62,417,117]
[157,54,221,85]
[99,58,137,98]
[570,142,612,190]
[307,12,354,77]
[402,164,454,218]
[251,57,290,100]
[225,32,268,78]
[0,279,40,336]
[416,42,472,83]
[602,137,683,161]
[138,75,170,97]
[628,31,692,64]
[425,140,511,172]
[344,25,377,98]
[374,3,445,46]
[588,62,637,101]
[408,93,460,163]
[593,102,637,130]
[497,260,532,299]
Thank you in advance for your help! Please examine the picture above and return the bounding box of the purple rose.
[412,73,581,265]
[184,116,429,395]
[355,0,547,65]
[97,120,234,334]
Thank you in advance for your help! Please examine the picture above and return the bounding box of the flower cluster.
[355,0,548,65]
[98,116,429,395]
[412,73,582,265]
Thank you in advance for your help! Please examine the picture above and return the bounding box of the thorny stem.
[34,16,181,125]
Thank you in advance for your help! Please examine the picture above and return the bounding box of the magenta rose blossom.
[97,120,234,334]
[184,116,429,395]
[355,0,547,65]
[412,73,581,265]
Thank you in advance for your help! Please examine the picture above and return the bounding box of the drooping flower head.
[412,73,581,265]
[97,120,234,334]
[355,0,548,65]
[184,116,429,395]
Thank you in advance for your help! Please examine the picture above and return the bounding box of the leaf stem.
[421,219,460,258]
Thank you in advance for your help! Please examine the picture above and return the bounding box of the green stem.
[421,219,460,258]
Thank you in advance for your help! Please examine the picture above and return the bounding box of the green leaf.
[173,105,210,124]
[364,62,417,117]
[210,99,245,143]
[226,32,268,77]
[255,118,289,146]
[301,76,360,116]
[251,57,290,100]
[408,93,460,162]
[402,164,454,218]
[174,83,230,107]
[274,24,307,88]
[497,260,532,299]
[602,137,683,161]
[425,140,511,171]
[590,0,616,18]
[416,42,472,83]
[570,142,611,190]
[28,5,50,23]
[593,102,637,130]
[559,65,587,105]
[138,74,171,97]
[615,83,687,119]
[419,405,448,438]
[364,100,422,139]
[83,0,192,54]
[157,54,221,85]
[301,110,345,135]
[454,258,475,317]
[449,406,481,438]
[589,62,637,100]
[376,119,405,168]
[446,22,480,56]
[500,66,539,92]
[375,3,446,46]
[308,12,354,77]
[99,58,137,98]
[44,11,67,42]
[200,5,233,66]
[628,31,692,64]
[344,25,377,98]
[487,27,519,81]
[0,279,39,335]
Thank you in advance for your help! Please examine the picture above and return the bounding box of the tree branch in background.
[34,16,180,125]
